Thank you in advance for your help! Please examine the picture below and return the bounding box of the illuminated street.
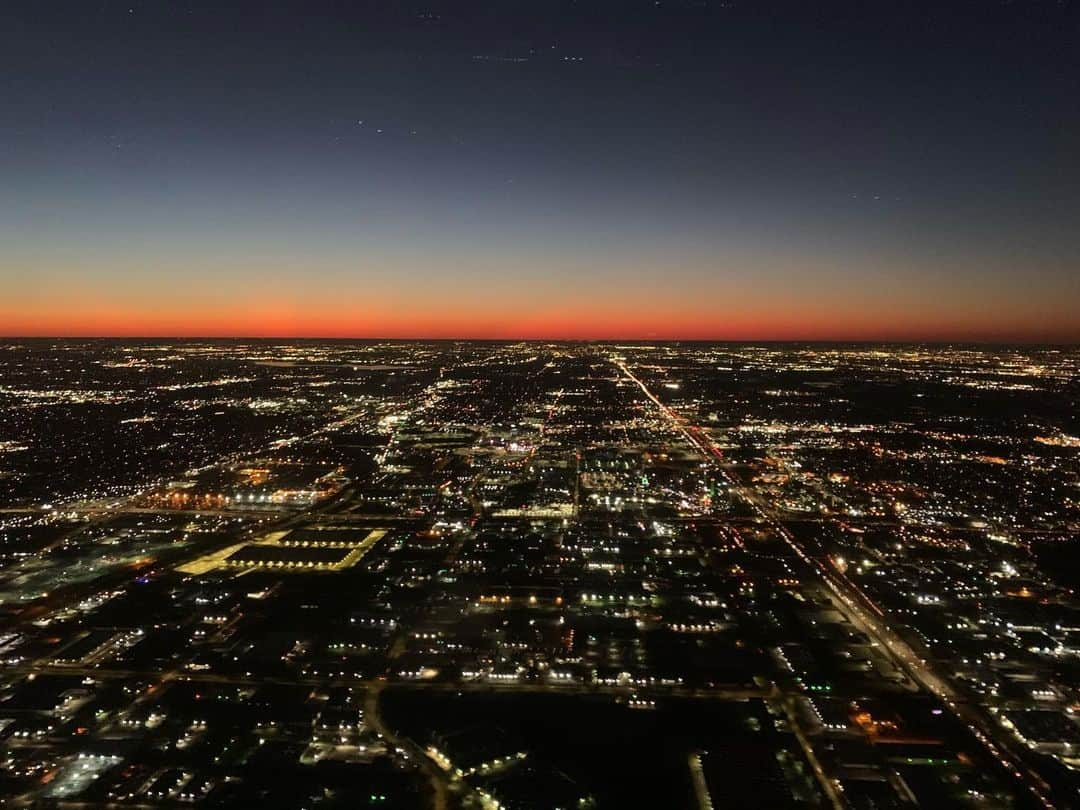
[0,342,1076,808]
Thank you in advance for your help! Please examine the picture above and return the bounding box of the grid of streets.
[0,341,1078,809]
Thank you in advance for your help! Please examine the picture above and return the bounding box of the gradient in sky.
[2,0,1078,340]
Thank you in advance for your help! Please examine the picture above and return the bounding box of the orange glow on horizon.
[5,248,1078,343]
[3,305,1077,343]
[4,265,1078,344]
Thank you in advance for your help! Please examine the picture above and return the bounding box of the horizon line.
[3,334,1079,346]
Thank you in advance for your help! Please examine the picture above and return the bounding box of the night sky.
[3,1,1078,340]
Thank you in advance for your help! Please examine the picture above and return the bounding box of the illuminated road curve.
[364,681,450,810]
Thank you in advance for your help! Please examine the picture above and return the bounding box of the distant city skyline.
[3,1,1078,341]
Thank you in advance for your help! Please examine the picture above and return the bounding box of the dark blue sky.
[3,1,1078,339]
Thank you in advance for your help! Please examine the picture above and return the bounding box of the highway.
[613,357,1057,810]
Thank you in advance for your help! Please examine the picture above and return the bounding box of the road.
[364,681,451,810]
[779,696,845,810]
[613,357,1056,810]
[688,751,714,810]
